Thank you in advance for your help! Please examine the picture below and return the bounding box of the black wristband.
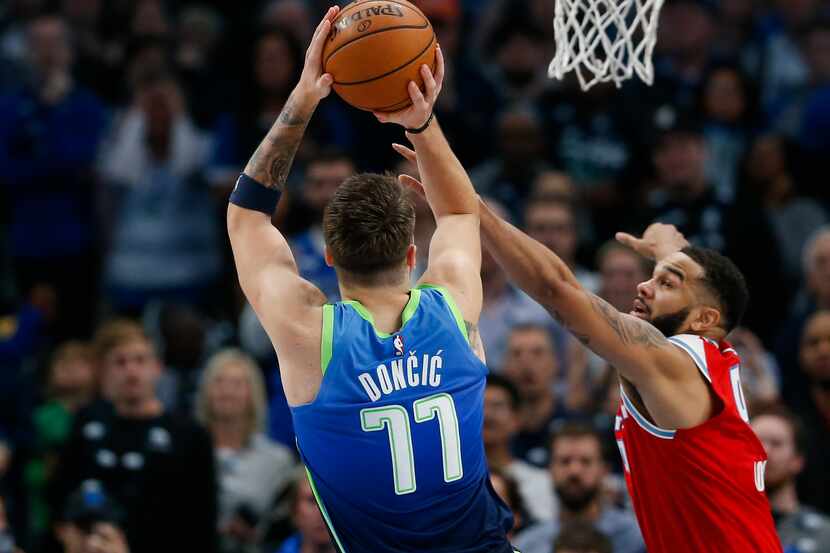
[405,113,434,135]
[229,173,282,215]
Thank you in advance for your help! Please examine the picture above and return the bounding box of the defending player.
[227,7,513,553]
[394,143,783,551]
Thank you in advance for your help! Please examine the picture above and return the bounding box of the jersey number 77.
[360,393,463,495]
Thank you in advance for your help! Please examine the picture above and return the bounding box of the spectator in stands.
[698,63,757,203]
[536,81,634,236]
[272,472,335,553]
[728,328,781,409]
[27,342,98,543]
[196,349,297,553]
[418,0,502,167]
[208,27,351,194]
[286,149,355,300]
[477,201,568,372]
[776,227,830,408]
[742,135,827,285]
[52,319,217,553]
[502,325,582,467]
[484,375,556,522]
[471,105,551,221]
[99,70,221,315]
[796,20,830,157]
[54,482,130,553]
[795,310,830,514]
[514,424,644,553]
[595,242,650,314]
[175,5,229,129]
[489,469,536,542]
[642,110,786,341]
[0,14,107,340]
[554,521,613,553]
[751,403,830,552]
[481,15,549,103]
[524,196,598,292]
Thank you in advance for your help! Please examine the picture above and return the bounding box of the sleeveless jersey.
[614,334,782,553]
[289,286,513,553]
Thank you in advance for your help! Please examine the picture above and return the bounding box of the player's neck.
[340,282,413,334]
[768,481,800,515]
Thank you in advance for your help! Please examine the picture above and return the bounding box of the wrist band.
[405,113,434,135]
[229,173,282,215]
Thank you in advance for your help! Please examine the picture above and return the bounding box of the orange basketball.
[323,0,437,112]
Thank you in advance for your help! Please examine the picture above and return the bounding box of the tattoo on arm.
[588,295,668,348]
[464,320,486,362]
[243,97,311,191]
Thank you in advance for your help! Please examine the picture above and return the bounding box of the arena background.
[0,0,829,552]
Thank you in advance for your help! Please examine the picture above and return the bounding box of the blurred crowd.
[0,0,829,552]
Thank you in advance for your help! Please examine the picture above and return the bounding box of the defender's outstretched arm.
[478,202,689,388]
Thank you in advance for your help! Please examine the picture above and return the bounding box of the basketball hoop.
[548,0,665,90]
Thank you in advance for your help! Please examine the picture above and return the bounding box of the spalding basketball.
[323,0,437,112]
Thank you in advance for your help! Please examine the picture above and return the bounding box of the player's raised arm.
[376,48,482,329]
[227,8,339,335]
[479,206,696,393]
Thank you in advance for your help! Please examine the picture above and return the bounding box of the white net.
[548,0,665,90]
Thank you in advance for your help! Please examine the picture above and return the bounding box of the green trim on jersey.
[304,466,347,553]
[342,288,422,339]
[416,284,469,343]
[321,304,335,374]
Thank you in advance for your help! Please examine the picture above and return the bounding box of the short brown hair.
[323,172,415,284]
[550,421,603,457]
[752,402,807,455]
[51,341,94,369]
[92,319,151,361]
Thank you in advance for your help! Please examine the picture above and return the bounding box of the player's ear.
[324,245,335,268]
[689,305,720,333]
[406,244,417,271]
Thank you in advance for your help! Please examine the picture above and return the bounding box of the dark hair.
[523,195,575,218]
[697,61,759,127]
[752,402,808,456]
[323,173,415,284]
[554,521,613,553]
[550,422,602,456]
[489,468,529,529]
[680,246,749,332]
[486,374,521,412]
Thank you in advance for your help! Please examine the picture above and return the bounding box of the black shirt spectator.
[51,320,217,553]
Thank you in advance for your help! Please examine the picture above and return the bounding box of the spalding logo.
[331,4,405,39]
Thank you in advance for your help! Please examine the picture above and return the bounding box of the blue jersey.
[290,286,513,553]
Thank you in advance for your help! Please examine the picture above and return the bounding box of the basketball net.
[548,0,665,90]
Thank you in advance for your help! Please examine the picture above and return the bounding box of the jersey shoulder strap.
[415,283,469,343]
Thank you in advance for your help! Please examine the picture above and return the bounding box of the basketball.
[322,0,437,112]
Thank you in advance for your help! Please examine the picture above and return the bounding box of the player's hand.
[616,223,689,261]
[392,143,426,197]
[374,46,445,130]
[296,6,340,103]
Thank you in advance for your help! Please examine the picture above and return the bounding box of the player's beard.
[555,480,600,513]
[649,307,691,338]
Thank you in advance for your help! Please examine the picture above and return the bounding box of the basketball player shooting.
[227,7,515,553]
[396,147,783,550]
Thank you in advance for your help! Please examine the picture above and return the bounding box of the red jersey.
[614,334,782,553]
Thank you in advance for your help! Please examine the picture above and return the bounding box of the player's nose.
[636,279,654,299]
